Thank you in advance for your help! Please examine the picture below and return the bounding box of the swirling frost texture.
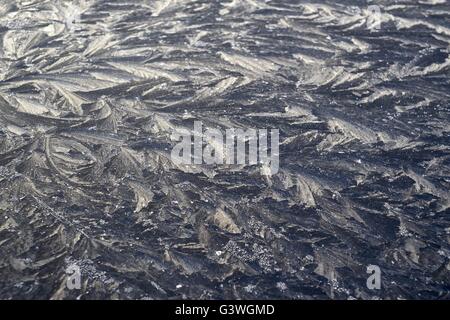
[0,0,449,299]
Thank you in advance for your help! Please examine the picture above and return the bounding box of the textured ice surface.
[0,0,449,299]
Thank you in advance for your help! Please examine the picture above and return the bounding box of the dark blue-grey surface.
[0,0,449,299]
